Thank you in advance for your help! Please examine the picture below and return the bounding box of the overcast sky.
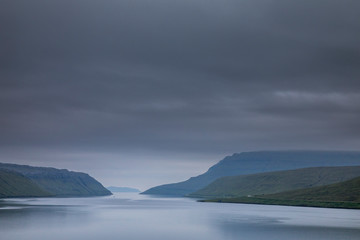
[1,0,360,189]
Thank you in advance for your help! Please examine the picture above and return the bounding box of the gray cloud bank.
[1,0,360,187]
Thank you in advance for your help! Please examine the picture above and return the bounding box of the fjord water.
[1,193,359,240]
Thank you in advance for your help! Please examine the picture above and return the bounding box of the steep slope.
[142,151,360,196]
[0,169,52,198]
[189,166,360,198]
[0,163,111,197]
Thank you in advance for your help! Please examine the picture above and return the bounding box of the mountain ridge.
[142,151,360,196]
[0,162,111,197]
[189,166,360,198]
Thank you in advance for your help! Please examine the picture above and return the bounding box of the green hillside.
[201,176,360,209]
[29,172,112,197]
[0,169,52,198]
[190,166,360,198]
[0,163,111,197]
[142,151,360,196]
[265,176,360,202]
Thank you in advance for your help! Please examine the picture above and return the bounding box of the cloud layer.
[1,0,360,188]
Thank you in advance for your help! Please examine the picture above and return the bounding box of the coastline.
[199,197,360,209]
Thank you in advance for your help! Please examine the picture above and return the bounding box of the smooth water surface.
[1,193,359,240]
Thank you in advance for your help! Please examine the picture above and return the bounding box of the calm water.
[0,193,359,240]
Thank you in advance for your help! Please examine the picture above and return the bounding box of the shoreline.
[199,197,360,210]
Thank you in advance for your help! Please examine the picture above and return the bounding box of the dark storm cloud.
[1,0,360,156]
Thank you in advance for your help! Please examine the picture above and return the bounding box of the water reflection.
[0,193,359,240]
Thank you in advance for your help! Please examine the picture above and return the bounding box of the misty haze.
[1,0,360,239]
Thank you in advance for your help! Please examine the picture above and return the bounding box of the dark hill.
[264,176,360,202]
[203,176,360,209]
[0,163,111,197]
[142,151,360,196]
[189,166,360,198]
[0,169,52,198]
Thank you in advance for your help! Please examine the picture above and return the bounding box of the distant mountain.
[0,169,52,198]
[202,176,360,209]
[142,151,360,196]
[0,163,111,197]
[107,186,140,193]
[189,166,360,198]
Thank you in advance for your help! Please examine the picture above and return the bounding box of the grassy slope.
[0,170,52,198]
[143,151,360,196]
[190,166,360,198]
[0,163,111,197]
[265,176,360,202]
[201,177,360,209]
[30,172,112,197]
